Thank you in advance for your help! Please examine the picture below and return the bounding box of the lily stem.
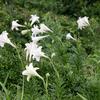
[42,78,49,99]
[49,58,60,79]
[16,47,24,68]
[15,47,24,100]
[21,76,24,100]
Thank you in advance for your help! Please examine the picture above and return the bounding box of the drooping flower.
[31,35,49,43]
[25,42,38,61]
[30,15,39,26]
[32,46,48,62]
[25,42,48,61]
[40,23,53,33]
[11,20,24,30]
[77,16,90,30]
[31,25,41,36]
[22,63,43,81]
[66,33,76,41]
[0,31,16,48]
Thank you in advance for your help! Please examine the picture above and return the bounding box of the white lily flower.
[11,20,24,30]
[25,42,38,61]
[32,46,48,62]
[31,25,41,36]
[77,16,90,30]
[22,63,43,81]
[40,23,53,33]
[21,29,30,35]
[31,35,49,43]
[66,33,76,41]
[25,42,48,61]
[0,31,16,48]
[30,15,39,26]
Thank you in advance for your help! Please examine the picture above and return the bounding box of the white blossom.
[30,15,39,26]
[25,42,38,61]
[22,63,43,81]
[0,31,16,48]
[31,25,41,36]
[32,46,48,62]
[66,33,76,41]
[25,42,48,61]
[40,23,53,33]
[31,35,49,43]
[11,20,24,30]
[77,16,90,30]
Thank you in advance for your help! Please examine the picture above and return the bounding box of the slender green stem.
[48,58,61,99]
[56,36,65,48]
[21,76,24,100]
[16,47,24,68]
[89,26,94,36]
[0,82,9,99]
[42,78,49,99]
[48,58,60,79]
[46,76,48,95]
[77,93,88,100]
[15,47,24,100]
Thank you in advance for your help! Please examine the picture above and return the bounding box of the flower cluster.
[0,14,52,82]
[11,14,52,81]
[0,15,90,82]
[66,16,90,41]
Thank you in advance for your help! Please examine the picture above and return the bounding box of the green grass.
[0,1,100,100]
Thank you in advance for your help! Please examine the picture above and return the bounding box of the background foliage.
[0,0,100,100]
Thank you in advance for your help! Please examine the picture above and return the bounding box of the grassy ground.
[0,1,100,100]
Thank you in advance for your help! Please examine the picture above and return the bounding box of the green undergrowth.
[0,1,100,100]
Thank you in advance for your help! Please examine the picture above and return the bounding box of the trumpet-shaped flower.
[31,25,41,36]
[40,23,53,33]
[25,42,38,61]
[11,20,24,30]
[25,42,48,61]
[31,35,49,43]
[32,46,48,62]
[22,63,43,81]
[66,33,76,41]
[30,15,39,26]
[77,16,90,30]
[0,31,16,48]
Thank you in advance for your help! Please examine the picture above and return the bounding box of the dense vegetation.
[0,0,100,100]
